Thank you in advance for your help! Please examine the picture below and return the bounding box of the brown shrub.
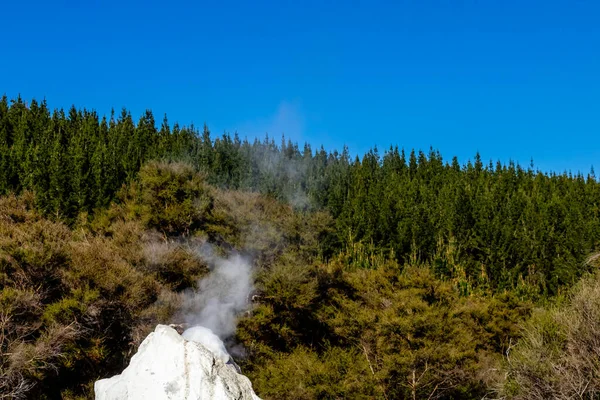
[66,237,160,314]
[141,236,209,290]
[499,271,600,399]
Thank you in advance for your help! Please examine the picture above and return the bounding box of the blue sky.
[2,0,599,173]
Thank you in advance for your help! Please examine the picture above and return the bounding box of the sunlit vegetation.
[1,97,600,398]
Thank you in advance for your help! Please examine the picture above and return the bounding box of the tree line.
[1,95,599,294]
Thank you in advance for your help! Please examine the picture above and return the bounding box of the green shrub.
[136,162,213,235]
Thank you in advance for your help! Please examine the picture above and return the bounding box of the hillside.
[0,162,530,399]
[2,97,600,294]
[1,98,600,399]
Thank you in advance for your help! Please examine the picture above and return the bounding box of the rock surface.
[95,325,260,400]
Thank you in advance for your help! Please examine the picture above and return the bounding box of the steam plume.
[180,243,253,357]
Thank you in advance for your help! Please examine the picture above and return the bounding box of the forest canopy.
[1,95,598,294]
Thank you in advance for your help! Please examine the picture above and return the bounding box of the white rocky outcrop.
[94,325,260,400]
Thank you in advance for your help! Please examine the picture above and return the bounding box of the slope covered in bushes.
[2,96,600,398]
[2,96,600,294]
[0,162,533,399]
[0,162,545,399]
[0,162,333,398]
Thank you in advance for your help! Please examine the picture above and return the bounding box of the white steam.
[181,244,254,361]
[182,326,230,363]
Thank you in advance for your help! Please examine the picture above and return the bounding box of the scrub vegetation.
[1,97,599,399]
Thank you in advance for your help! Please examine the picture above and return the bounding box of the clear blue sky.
[2,0,599,173]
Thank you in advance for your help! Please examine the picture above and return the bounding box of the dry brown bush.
[0,190,176,397]
[499,270,600,399]
[140,235,209,290]
[66,236,160,314]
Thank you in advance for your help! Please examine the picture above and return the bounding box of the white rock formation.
[95,325,261,400]
[181,326,230,364]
